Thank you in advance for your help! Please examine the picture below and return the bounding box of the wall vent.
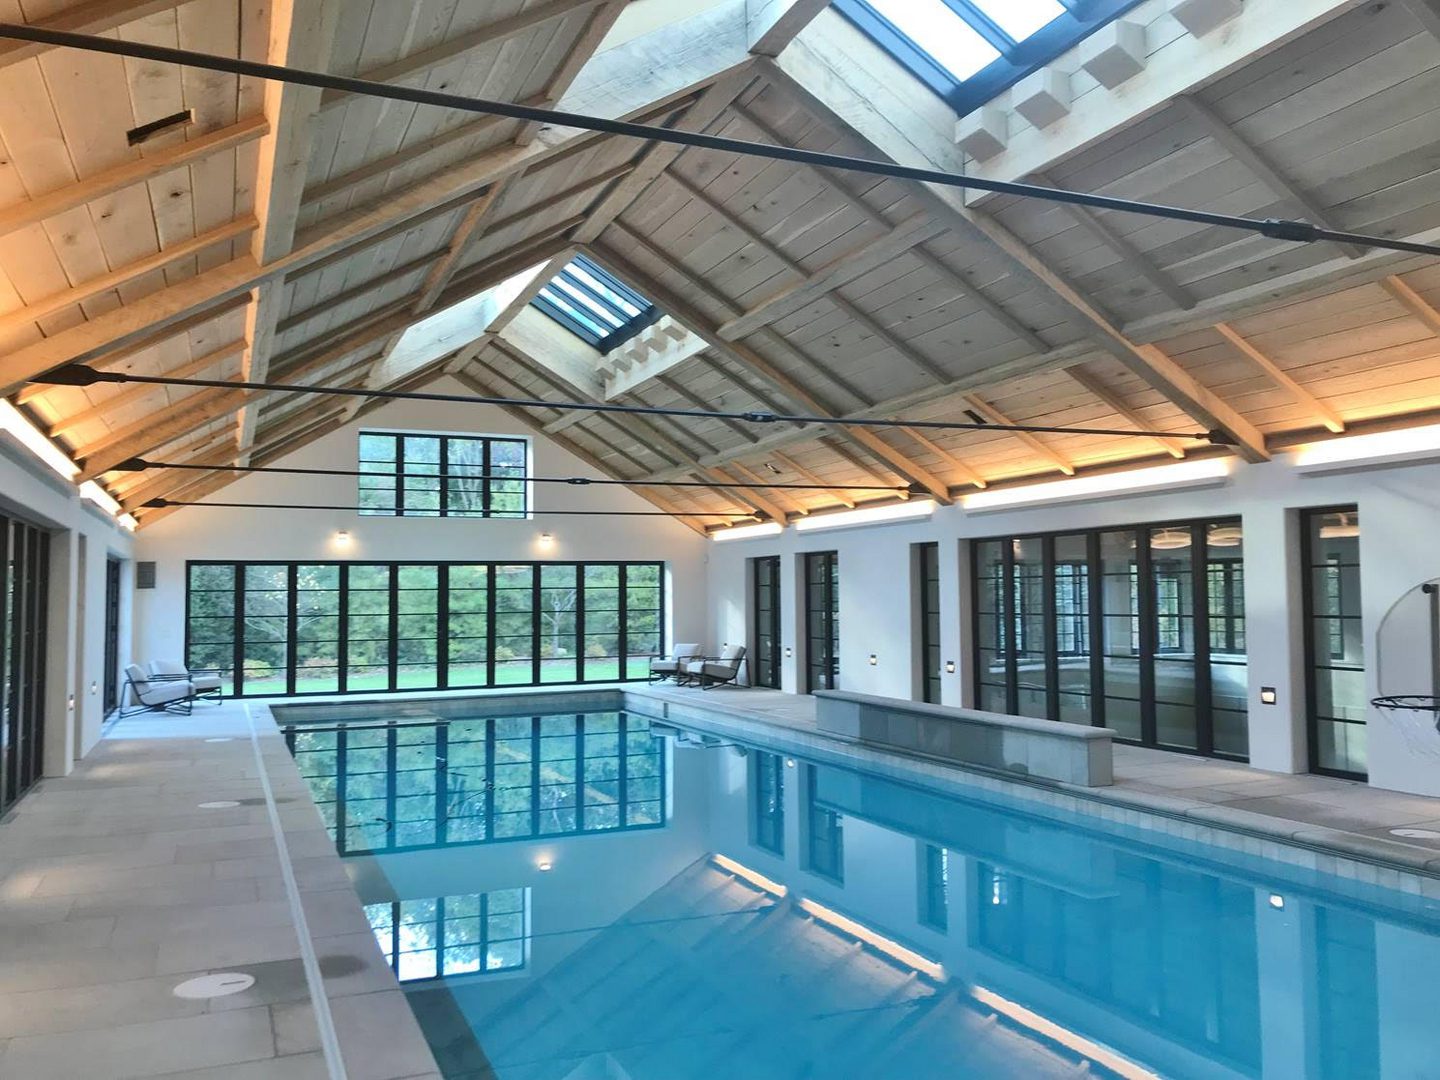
[136,561,157,589]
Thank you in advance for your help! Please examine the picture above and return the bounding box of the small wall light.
[785,758,796,768]
[67,694,75,711]
[537,859,554,872]
[868,653,878,666]
[538,532,554,548]
[90,681,98,694]
[785,646,793,658]
[1260,687,1277,706]
[945,660,956,674]
[333,530,352,548]
[1268,894,1285,910]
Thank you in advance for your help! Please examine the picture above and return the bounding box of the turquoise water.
[280,703,1440,1079]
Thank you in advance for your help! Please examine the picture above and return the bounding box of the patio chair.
[683,645,748,690]
[650,643,704,683]
[150,659,224,702]
[121,664,197,717]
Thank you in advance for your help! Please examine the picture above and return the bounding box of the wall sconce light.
[538,532,554,548]
[868,653,878,666]
[537,859,554,872]
[90,681,98,694]
[1260,687,1277,706]
[333,530,352,548]
[67,694,75,711]
[1268,894,1285,910]
[785,758,796,768]
[944,660,956,674]
[785,646,793,658]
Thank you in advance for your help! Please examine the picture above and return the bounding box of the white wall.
[132,380,710,679]
[0,437,135,773]
[706,453,1440,796]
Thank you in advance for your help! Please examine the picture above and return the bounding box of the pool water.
[279,703,1440,1079]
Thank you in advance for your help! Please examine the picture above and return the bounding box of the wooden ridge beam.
[1213,322,1345,434]
[0,116,268,238]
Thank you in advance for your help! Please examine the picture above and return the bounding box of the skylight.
[530,253,660,353]
[837,0,1144,114]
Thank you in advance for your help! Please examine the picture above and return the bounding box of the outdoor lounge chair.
[150,659,224,702]
[680,645,747,690]
[121,664,197,717]
[650,643,703,683]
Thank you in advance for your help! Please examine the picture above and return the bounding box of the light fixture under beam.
[1293,422,1440,474]
[140,497,756,521]
[970,986,1161,1080]
[962,459,1231,512]
[794,499,936,532]
[798,898,943,980]
[711,853,787,898]
[712,521,784,542]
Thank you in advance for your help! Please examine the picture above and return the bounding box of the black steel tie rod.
[0,23,1435,258]
[36,365,1229,444]
[141,497,762,520]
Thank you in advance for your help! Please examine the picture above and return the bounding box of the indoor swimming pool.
[274,697,1440,1080]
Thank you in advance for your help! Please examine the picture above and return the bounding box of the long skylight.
[530,253,660,353]
[837,0,1144,114]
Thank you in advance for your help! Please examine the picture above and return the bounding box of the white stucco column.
[1242,505,1307,772]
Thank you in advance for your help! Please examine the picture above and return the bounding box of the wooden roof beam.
[896,426,988,488]
[963,394,1075,476]
[769,450,857,509]
[515,0,629,146]
[1065,365,1189,457]
[0,116,267,238]
[1031,170,1195,311]
[79,385,251,482]
[1382,274,1440,334]
[748,0,833,57]
[0,1,187,68]
[1178,94,1364,260]
[1213,322,1345,433]
[318,0,605,111]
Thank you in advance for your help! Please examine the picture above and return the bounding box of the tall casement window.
[365,890,528,983]
[920,844,949,931]
[103,557,122,716]
[917,543,942,703]
[752,556,782,689]
[974,518,1249,759]
[187,561,664,697]
[804,551,839,694]
[752,750,785,856]
[1302,508,1366,778]
[283,712,666,855]
[0,515,50,816]
[805,765,845,882]
[358,431,528,518]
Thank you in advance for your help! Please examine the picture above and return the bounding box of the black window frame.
[530,252,661,353]
[918,542,942,703]
[834,0,1146,116]
[364,889,529,983]
[1301,506,1366,780]
[0,514,49,817]
[972,517,1248,760]
[804,551,839,694]
[752,555,782,689]
[805,764,845,883]
[752,750,785,856]
[186,560,665,699]
[358,430,529,519]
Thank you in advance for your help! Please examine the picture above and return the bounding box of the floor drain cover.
[204,737,234,743]
[1390,828,1440,839]
[172,973,255,999]
[197,800,241,809]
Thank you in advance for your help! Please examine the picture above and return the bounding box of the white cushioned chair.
[649,643,703,683]
[122,664,197,716]
[150,659,224,702]
[681,644,747,690]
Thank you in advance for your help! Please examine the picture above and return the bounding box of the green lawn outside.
[232,657,646,697]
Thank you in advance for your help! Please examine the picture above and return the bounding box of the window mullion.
[945,0,1019,51]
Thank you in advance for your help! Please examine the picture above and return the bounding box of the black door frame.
[752,556,781,689]
[804,551,839,694]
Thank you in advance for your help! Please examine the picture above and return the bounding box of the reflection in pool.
[280,704,1440,1079]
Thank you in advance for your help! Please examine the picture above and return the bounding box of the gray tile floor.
[0,704,439,1080]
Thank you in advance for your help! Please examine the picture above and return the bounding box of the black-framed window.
[752,751,785,855]
[103,557,122,716]
[805,765,844,882]
[358,431,527,518]
[752,556,782,689]
[835,0,1144,115]
[187,561,665,697]
[973,518,1249,759]
[530,253,660,353]
[918,543,942,703]
[804,552,839,694]
[1,515,50,817]
[284,712,666,856]
[365,889,528,982]
[1302,507,1366,779]
[920,843,948,931]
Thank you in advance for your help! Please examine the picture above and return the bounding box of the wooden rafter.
[962,394,1075,476]
[1212,323,1345,433]
[1065,365,1190,458]
[0,0,186,68]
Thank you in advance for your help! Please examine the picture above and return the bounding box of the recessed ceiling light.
[172,973,255,999]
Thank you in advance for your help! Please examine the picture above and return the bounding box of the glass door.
[805,552,839,693]
[918,543,941,703]
[2,516,50,816]
[752,556,781,689]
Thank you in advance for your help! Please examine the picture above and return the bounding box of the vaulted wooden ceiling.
[2,0,1439,534]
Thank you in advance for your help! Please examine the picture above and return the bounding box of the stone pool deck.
[3,685,1440,1078]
